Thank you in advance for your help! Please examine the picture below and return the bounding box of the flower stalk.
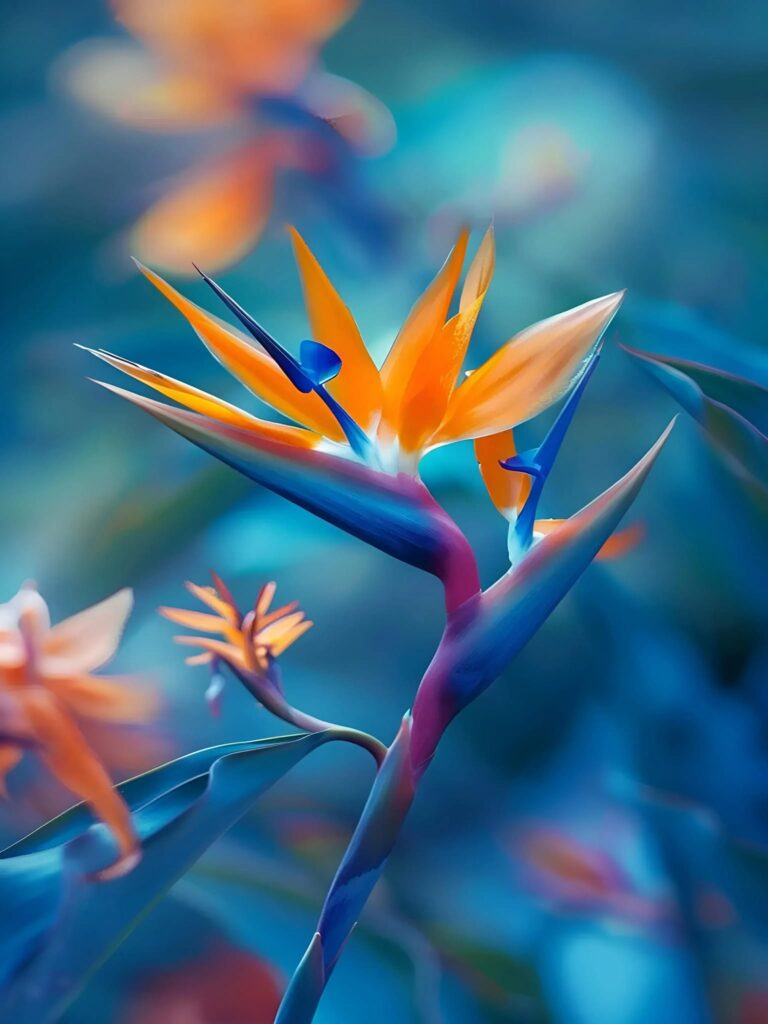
[161,576,388,769]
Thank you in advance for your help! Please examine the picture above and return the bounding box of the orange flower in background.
[159,576,385,764]
[0,583,156,879]
[113,0,359,98]
[57,0,392,274]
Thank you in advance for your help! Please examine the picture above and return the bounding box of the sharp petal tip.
[647,416,677,457]
[131,256,153,277]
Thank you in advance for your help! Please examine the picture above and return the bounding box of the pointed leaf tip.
[624,346,768,491]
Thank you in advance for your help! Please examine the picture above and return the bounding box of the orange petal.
[43,589,133,676]
[22,689,139,875]
[84,348,319,448]
[255,581,277,617]
[378,229,469,438]
[398,228,495,455]
[185,652,213,666]
[433,292,625,444]
[258,610,307,647]
[161,603,242,648]
[131,147,275,276]
[474,429,531,520]
[114,0,357,95]
[0,746,23,797]
[268,619,313,655]
[136,261,343,439]
[258,600,299,628]
[45,674,158,723]
[533,519,645,560]
[185,582,239,623]
[58,39,239,132]
[596,521,646,559]
[0,637,24,669]
[289,227,382,431]
[159,607,229,633]
[173,635,247,669]
[210,572,239,614]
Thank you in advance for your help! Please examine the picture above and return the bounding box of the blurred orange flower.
[57,0,392,274]
[0,583,156,878]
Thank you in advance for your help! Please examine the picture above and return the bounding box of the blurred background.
[1,1,767,1021]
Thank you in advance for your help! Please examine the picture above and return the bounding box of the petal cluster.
[161,575,312,680]
[0,584,155,878]
[92,227,624,477]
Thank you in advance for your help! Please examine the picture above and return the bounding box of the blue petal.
[299,339,342,386]
[195,268,374,461]
[503,347,602,553]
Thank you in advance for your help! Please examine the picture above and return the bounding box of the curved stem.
[273,626,460,1023]
[230,663,387,768]
[282,709,388,769]
[275,715,416,1023]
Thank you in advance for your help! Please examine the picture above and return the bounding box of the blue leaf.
[0,732,332,1020]
[625,346,768,493]
[97,384,477,601]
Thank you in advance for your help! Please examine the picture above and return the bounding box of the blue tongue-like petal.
[501,345,603,556]
[193,264,314,393]
[299,340,342,386]
[194,267,373,461]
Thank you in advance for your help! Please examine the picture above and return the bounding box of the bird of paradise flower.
[57,0,394,274]
[85,226,639,584]
[78,224,674,1022]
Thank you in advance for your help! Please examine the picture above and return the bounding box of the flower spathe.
[88,226,624,474]
[0,583,156,879]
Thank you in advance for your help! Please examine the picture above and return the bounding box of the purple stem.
[274,611,475,1023]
